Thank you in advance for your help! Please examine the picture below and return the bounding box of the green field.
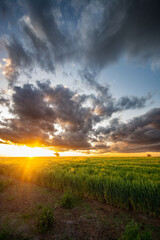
[0,157,160,217]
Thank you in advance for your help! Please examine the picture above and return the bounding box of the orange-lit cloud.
[0,80,159,155]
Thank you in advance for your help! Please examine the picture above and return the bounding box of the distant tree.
[147,154,152,157]
[54,152,60,157]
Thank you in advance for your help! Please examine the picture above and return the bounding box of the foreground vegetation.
[0,174,160,240]
[0,219,153,240]
[0,156,159,217]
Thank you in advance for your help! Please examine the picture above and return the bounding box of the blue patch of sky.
[100,56,160,107]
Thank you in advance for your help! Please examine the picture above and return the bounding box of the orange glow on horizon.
[0,143,159,157]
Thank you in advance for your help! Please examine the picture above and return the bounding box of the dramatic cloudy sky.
[0,0,160,156]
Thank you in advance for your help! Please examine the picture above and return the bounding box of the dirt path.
[0,175,160,240]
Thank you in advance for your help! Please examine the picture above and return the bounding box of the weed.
[82,202,93,212]
[36,204,54,233]
[60,234,73,240]
[0,179,12,192]
[0,227,30,240]
[7,195,14,201]
[36,203,44,209]
[119,220,152,240]
[60,191,75,209]
[21,213,32,221]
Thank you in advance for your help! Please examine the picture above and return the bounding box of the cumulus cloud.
[96,108,160,152]
[0,79,152,152]
[116,95,151,110]
[0,97,9,106]
[0,82,93,149]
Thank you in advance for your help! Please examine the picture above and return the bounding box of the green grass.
[60,191,75,209]
[119,220,152,240]
[21,213,32,222]
[0,227,30,240]
[0,156,160,216]
[36,204,54,233]
[0,179,12,192]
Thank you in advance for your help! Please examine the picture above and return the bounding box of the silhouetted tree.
[54,152,60,157]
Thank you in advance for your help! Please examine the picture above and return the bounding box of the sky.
[0,0,160,156]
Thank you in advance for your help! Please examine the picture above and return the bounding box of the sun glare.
[0,144,54,157]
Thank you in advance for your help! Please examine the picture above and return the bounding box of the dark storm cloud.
[51,133,91,150]
[0,0,17,18]
[112,108,160,144]
[3,36,33,84]
[122,143,160,153]
[0,97,9,106]
[22,0,160,67]
[96,108,160,152]
[3,26,54,84]
[79,0,160,67]
[1,0,69,84]
[0,79,152,151]
[24,0,69,61]
[0,82,95,149]
[5,37,31,66]
[2,0,160,83]
[0,118,52,146]
[12,83,55,121]
[116,95,151,110]
[22,23,55,73]
[0,0,9,16]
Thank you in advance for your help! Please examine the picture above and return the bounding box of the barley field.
[0,157,159,217]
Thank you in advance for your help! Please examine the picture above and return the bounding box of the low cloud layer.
[0,80,155,152]
[96,108,160,152]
